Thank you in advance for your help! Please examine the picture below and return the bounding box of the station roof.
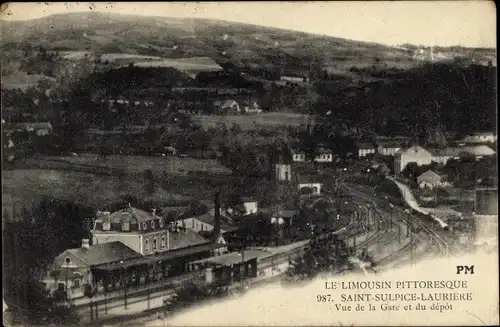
[92,242,225,271]
[189,249,270,267]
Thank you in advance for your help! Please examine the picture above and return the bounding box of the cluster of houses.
[288,132,496,190]
[356,133,496,170]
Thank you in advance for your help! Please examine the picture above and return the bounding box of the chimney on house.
[213,192,221,241]
[152,208,157,216]
[81,239,90,249]
[105,211,111,223]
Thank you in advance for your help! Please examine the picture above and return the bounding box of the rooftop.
[93,242,225,271]
[357,142,375,149]
[168,229,211,250]
[192,212,240,233]
[213,100,237,108]
[66,241,141,267]
[430,145,496,157]
[190,249,270,267]
[395,145,430,156]
[106,206,159,224]
[377,140,403,148]
[418,170,442,179]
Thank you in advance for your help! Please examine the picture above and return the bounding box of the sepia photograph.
[1,1,498,326]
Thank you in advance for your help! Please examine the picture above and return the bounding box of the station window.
[151,220,156,229]
[142,222,147,231]
[159,219,164,228]
[153,238,157,250]
[145,239,149,253]
[161,236,166,248]
[122,222,130,231]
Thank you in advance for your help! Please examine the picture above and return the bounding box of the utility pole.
[410,218,413,265]
[120,260,128,309]
[353,233,356,256]
[389,204,393,229]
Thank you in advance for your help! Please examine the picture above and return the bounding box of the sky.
[1,1,496,48]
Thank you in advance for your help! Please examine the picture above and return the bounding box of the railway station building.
[42,205,227,299]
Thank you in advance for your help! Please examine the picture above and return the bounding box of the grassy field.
[1,72,56,90]
[2,167,228,216]
[2,154,232,219]
[192,112,310,130]
[40,154,231,176]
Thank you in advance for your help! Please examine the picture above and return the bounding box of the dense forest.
[315,63,496,139]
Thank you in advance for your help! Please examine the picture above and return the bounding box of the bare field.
[130,56,223,72]
[192,113,310,130]
[1,72,56,90]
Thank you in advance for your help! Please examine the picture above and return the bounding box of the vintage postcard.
[1,1,498,326]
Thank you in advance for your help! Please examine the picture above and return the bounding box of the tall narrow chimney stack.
[81,239,90,249]
[213,192,221,241]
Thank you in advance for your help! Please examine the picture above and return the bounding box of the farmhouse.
[357,142,376,158]
[213,100,241,114]
[417,170,444,189]
[394,145,433,175]
[291,150,306,163]
[314,147,333,163]
[241,100,262,114]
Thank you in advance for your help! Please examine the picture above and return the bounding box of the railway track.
[344,183,450,263]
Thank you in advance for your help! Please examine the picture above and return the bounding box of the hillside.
[1,12,419,85]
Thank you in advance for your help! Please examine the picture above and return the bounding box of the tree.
[4,274,79,326]
[143,169,155,194]
[282,234,349,284]
[163,281,230,314]
[160,170,169,190]
[402,162,420,181]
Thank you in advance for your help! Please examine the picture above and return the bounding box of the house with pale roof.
[459,132,497,144]
[213,99,240,114]
[241,100,262,114]
[417,170,444,189]
[430,145,496,165]
[394,145,433,175]
[314,147,334,163]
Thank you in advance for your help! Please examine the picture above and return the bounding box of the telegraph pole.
[410,218,413,265]
[406,215,410,237]
[353,233,356,256]
[389,204,394,229]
